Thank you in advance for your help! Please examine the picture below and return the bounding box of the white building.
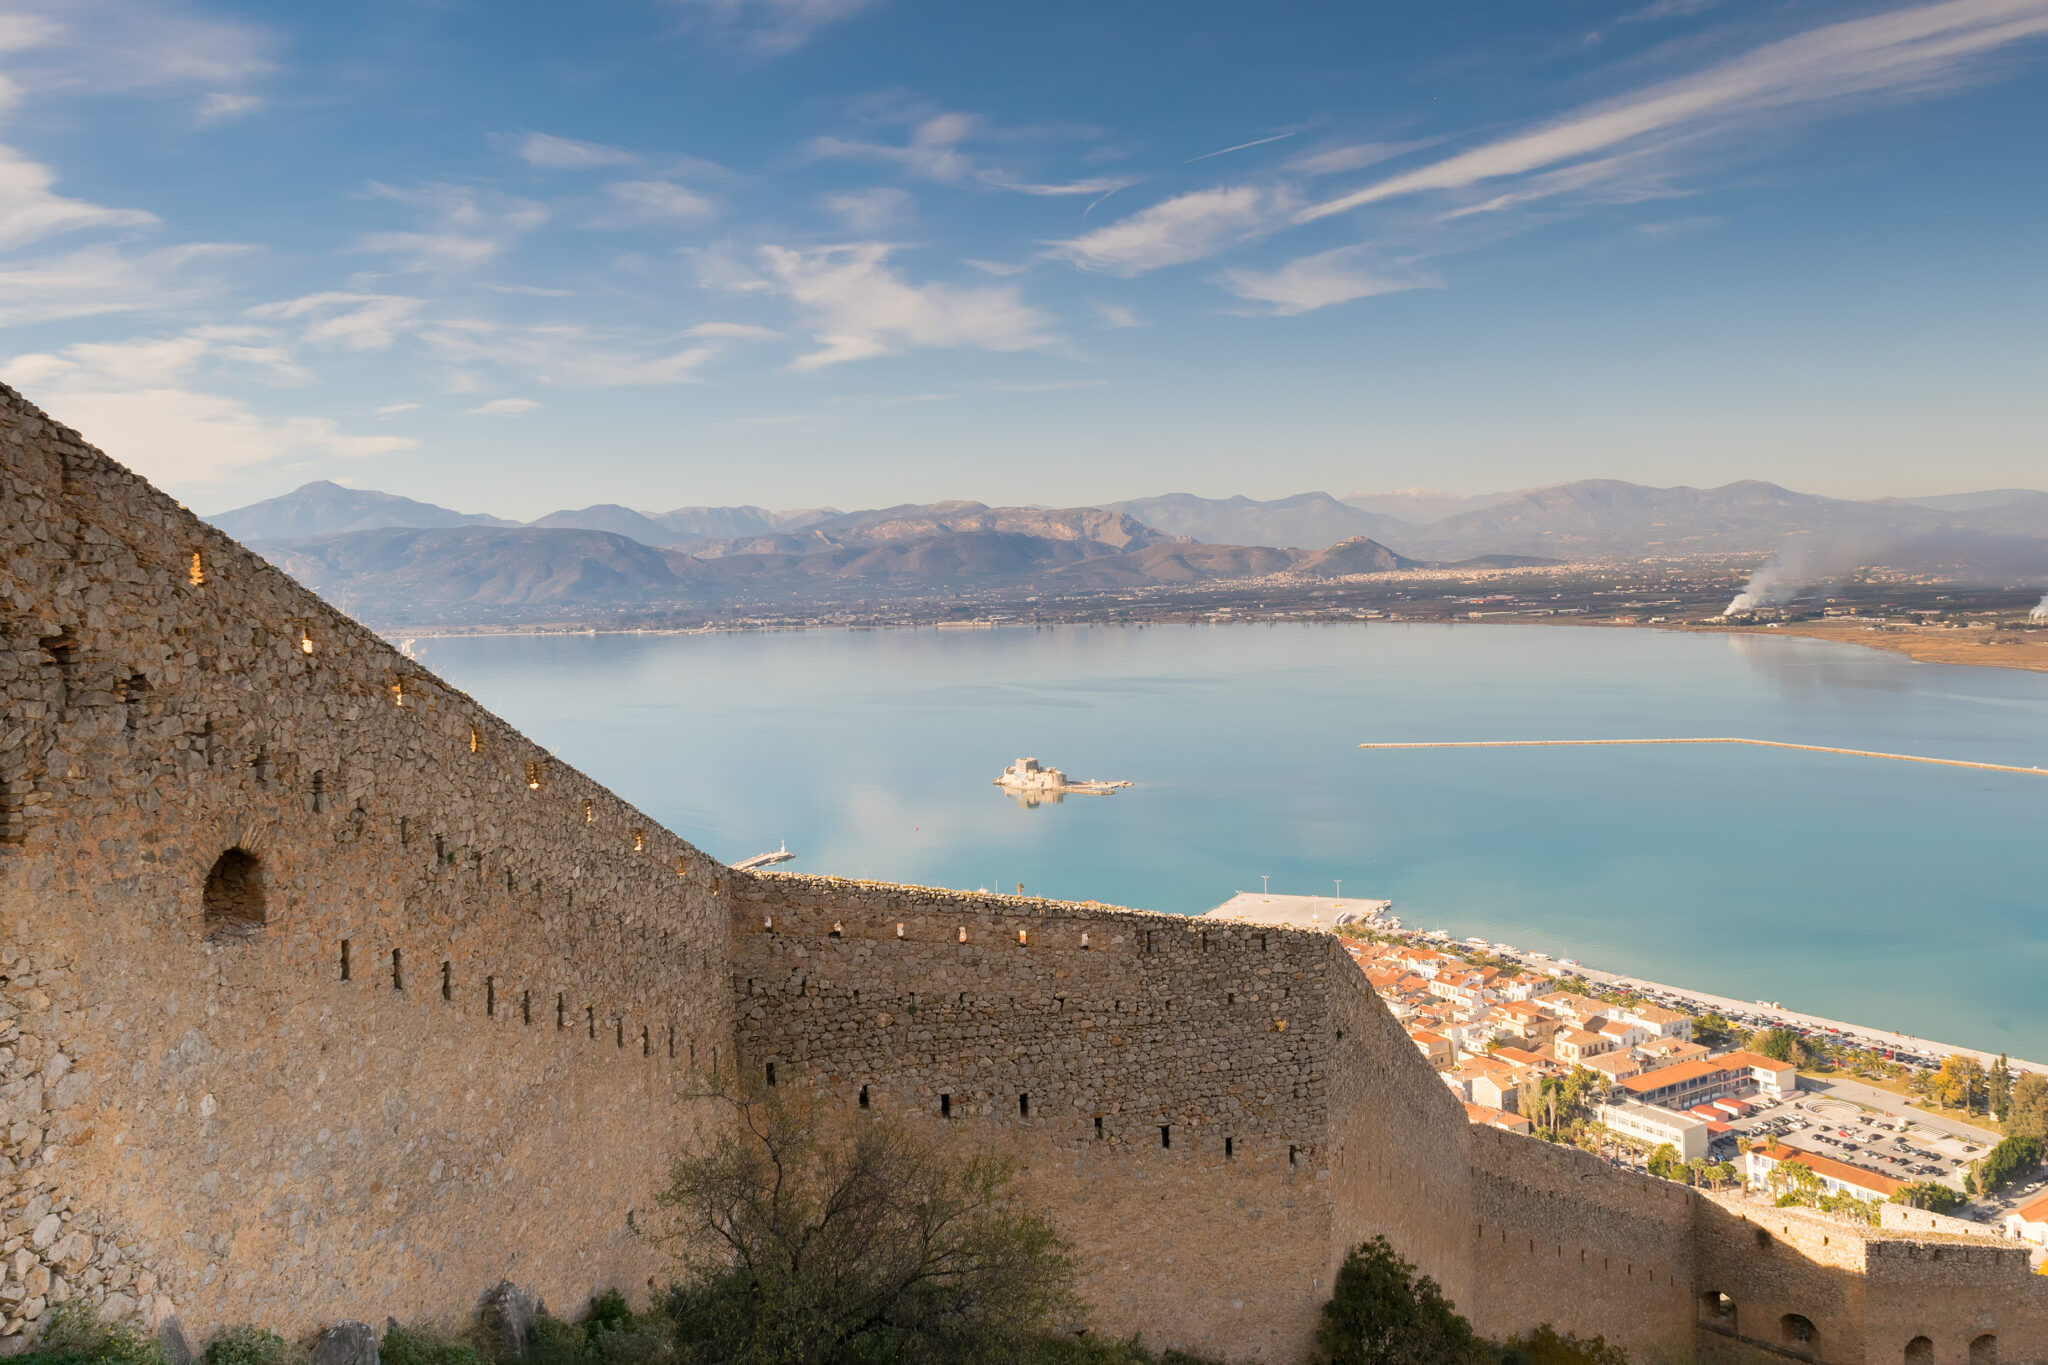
[1597,1100,1710,1163]
[2004,1190,2048,1248]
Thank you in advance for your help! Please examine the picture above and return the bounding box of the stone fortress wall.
[2,387,733,1340]
[4,380,2047,1364]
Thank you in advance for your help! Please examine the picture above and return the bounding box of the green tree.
[1645,1144,1682,1181]
[1752,1029,1799,1064]
[1934,1055,1987,1114]
[1712,1161,1738,1189]
[2009,1072,2048,1140]
[1310,1236,1487,1365]
[1692,1013,1740,1049]
[1973,1134,2045,1194]
[1990,1055,2014,1122]
[1890,1182,1967,1215]
[657,1082,1080,1364]
[1495,1325,1630,1365]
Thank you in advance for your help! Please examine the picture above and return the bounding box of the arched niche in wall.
[203,847,267,941]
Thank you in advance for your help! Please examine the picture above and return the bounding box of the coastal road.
[1533,955,2045,1076]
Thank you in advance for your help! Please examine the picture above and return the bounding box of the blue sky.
[2,0,2045,518]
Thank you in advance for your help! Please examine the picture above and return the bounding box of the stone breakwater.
[5,378,2048,1364]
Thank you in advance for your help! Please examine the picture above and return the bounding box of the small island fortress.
[3,379,2046,1364]
[995,756,1132,794]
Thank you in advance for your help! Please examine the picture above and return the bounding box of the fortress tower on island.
[3,382,2044,1364]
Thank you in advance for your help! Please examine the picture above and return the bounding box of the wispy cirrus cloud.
[821,187,912,231]
[707,241,1057,369]
[418,319,725,387]
[1,329,414,486]
[1218,246,1436,316]
[519,132,637,169]
[0,142,158,249]
[465,397,541,416]
[0,0,274,104]
[666,0,880,55]
[809,106,1134,198]
[0,243,245,325]
[598,179,720,225]
[355,182,547,270]
[1049,185,1285,276]
[248,292,426,350]
[1299,0,2048,224]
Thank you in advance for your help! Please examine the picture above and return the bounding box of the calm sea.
[415,623,2048,1059]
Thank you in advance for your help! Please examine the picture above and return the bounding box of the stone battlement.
[4,381,2046,1364]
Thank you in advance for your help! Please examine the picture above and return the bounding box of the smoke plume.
[1723,530,1898,616]
[2031,593,2048,622]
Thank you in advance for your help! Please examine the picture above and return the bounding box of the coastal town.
[1336,924,2048,1259]
[1201,890,2048,1263]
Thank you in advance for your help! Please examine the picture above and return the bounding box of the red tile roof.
[1619,1057,1727,1094]
[1754,1141,1903,1196]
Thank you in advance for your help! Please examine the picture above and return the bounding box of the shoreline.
[387,614,2048,677]
[1373,917,2046,1079]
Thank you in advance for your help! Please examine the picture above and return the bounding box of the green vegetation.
[1691,1012,1741,1049]
[1310,1237,1628,1365]
[1990,1055,2013,1122]
[380,1327,480,1365]
[1524,1067,1608,1146]
[2008,1072,2048,1140]
[1312,1237,1486,1365]
[655,1083,1097,1364]
[1971,1134,2044,1194]
[203,1329,307,1365]
[1495,1326,1629,1365]
[1890,1182,1967,1215]
[1765,1159,1878,1226]
[1645,1144,1682,1181]
[8,1301,167,1365]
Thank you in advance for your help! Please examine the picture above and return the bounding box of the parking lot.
[1710,1095,1984,1195]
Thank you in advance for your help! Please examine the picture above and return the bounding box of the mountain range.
[207,479,2048,624]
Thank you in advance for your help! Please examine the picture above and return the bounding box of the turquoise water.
[415,624,2048,1059]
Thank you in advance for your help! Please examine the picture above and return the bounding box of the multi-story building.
[1597,1100,1710,1162]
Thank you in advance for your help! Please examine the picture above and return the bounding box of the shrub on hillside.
[1310,1236,1489,1365]
[381,1325,481,1365]
[11,1300,167,1365]
[205,1328,307,1365]
[655,1084,1081,1363]
[1496,1325,1629,1365]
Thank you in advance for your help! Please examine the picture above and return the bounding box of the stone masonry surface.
[4,381,2047,1364]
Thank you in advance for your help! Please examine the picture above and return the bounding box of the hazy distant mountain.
[658,505,840,539]
[263,526,704,614]
[807,501,1165,550]
[207,481,516,541]
[209,483,842,549]
[1897,489,2048,513]
[256,505,1180,623]
[534,503,841,543]
[1340,488,1523,522]
[1389,479,1949,560]
[1106,491,1411,549]
[527,504,683,545]
[224,475,2048,624]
